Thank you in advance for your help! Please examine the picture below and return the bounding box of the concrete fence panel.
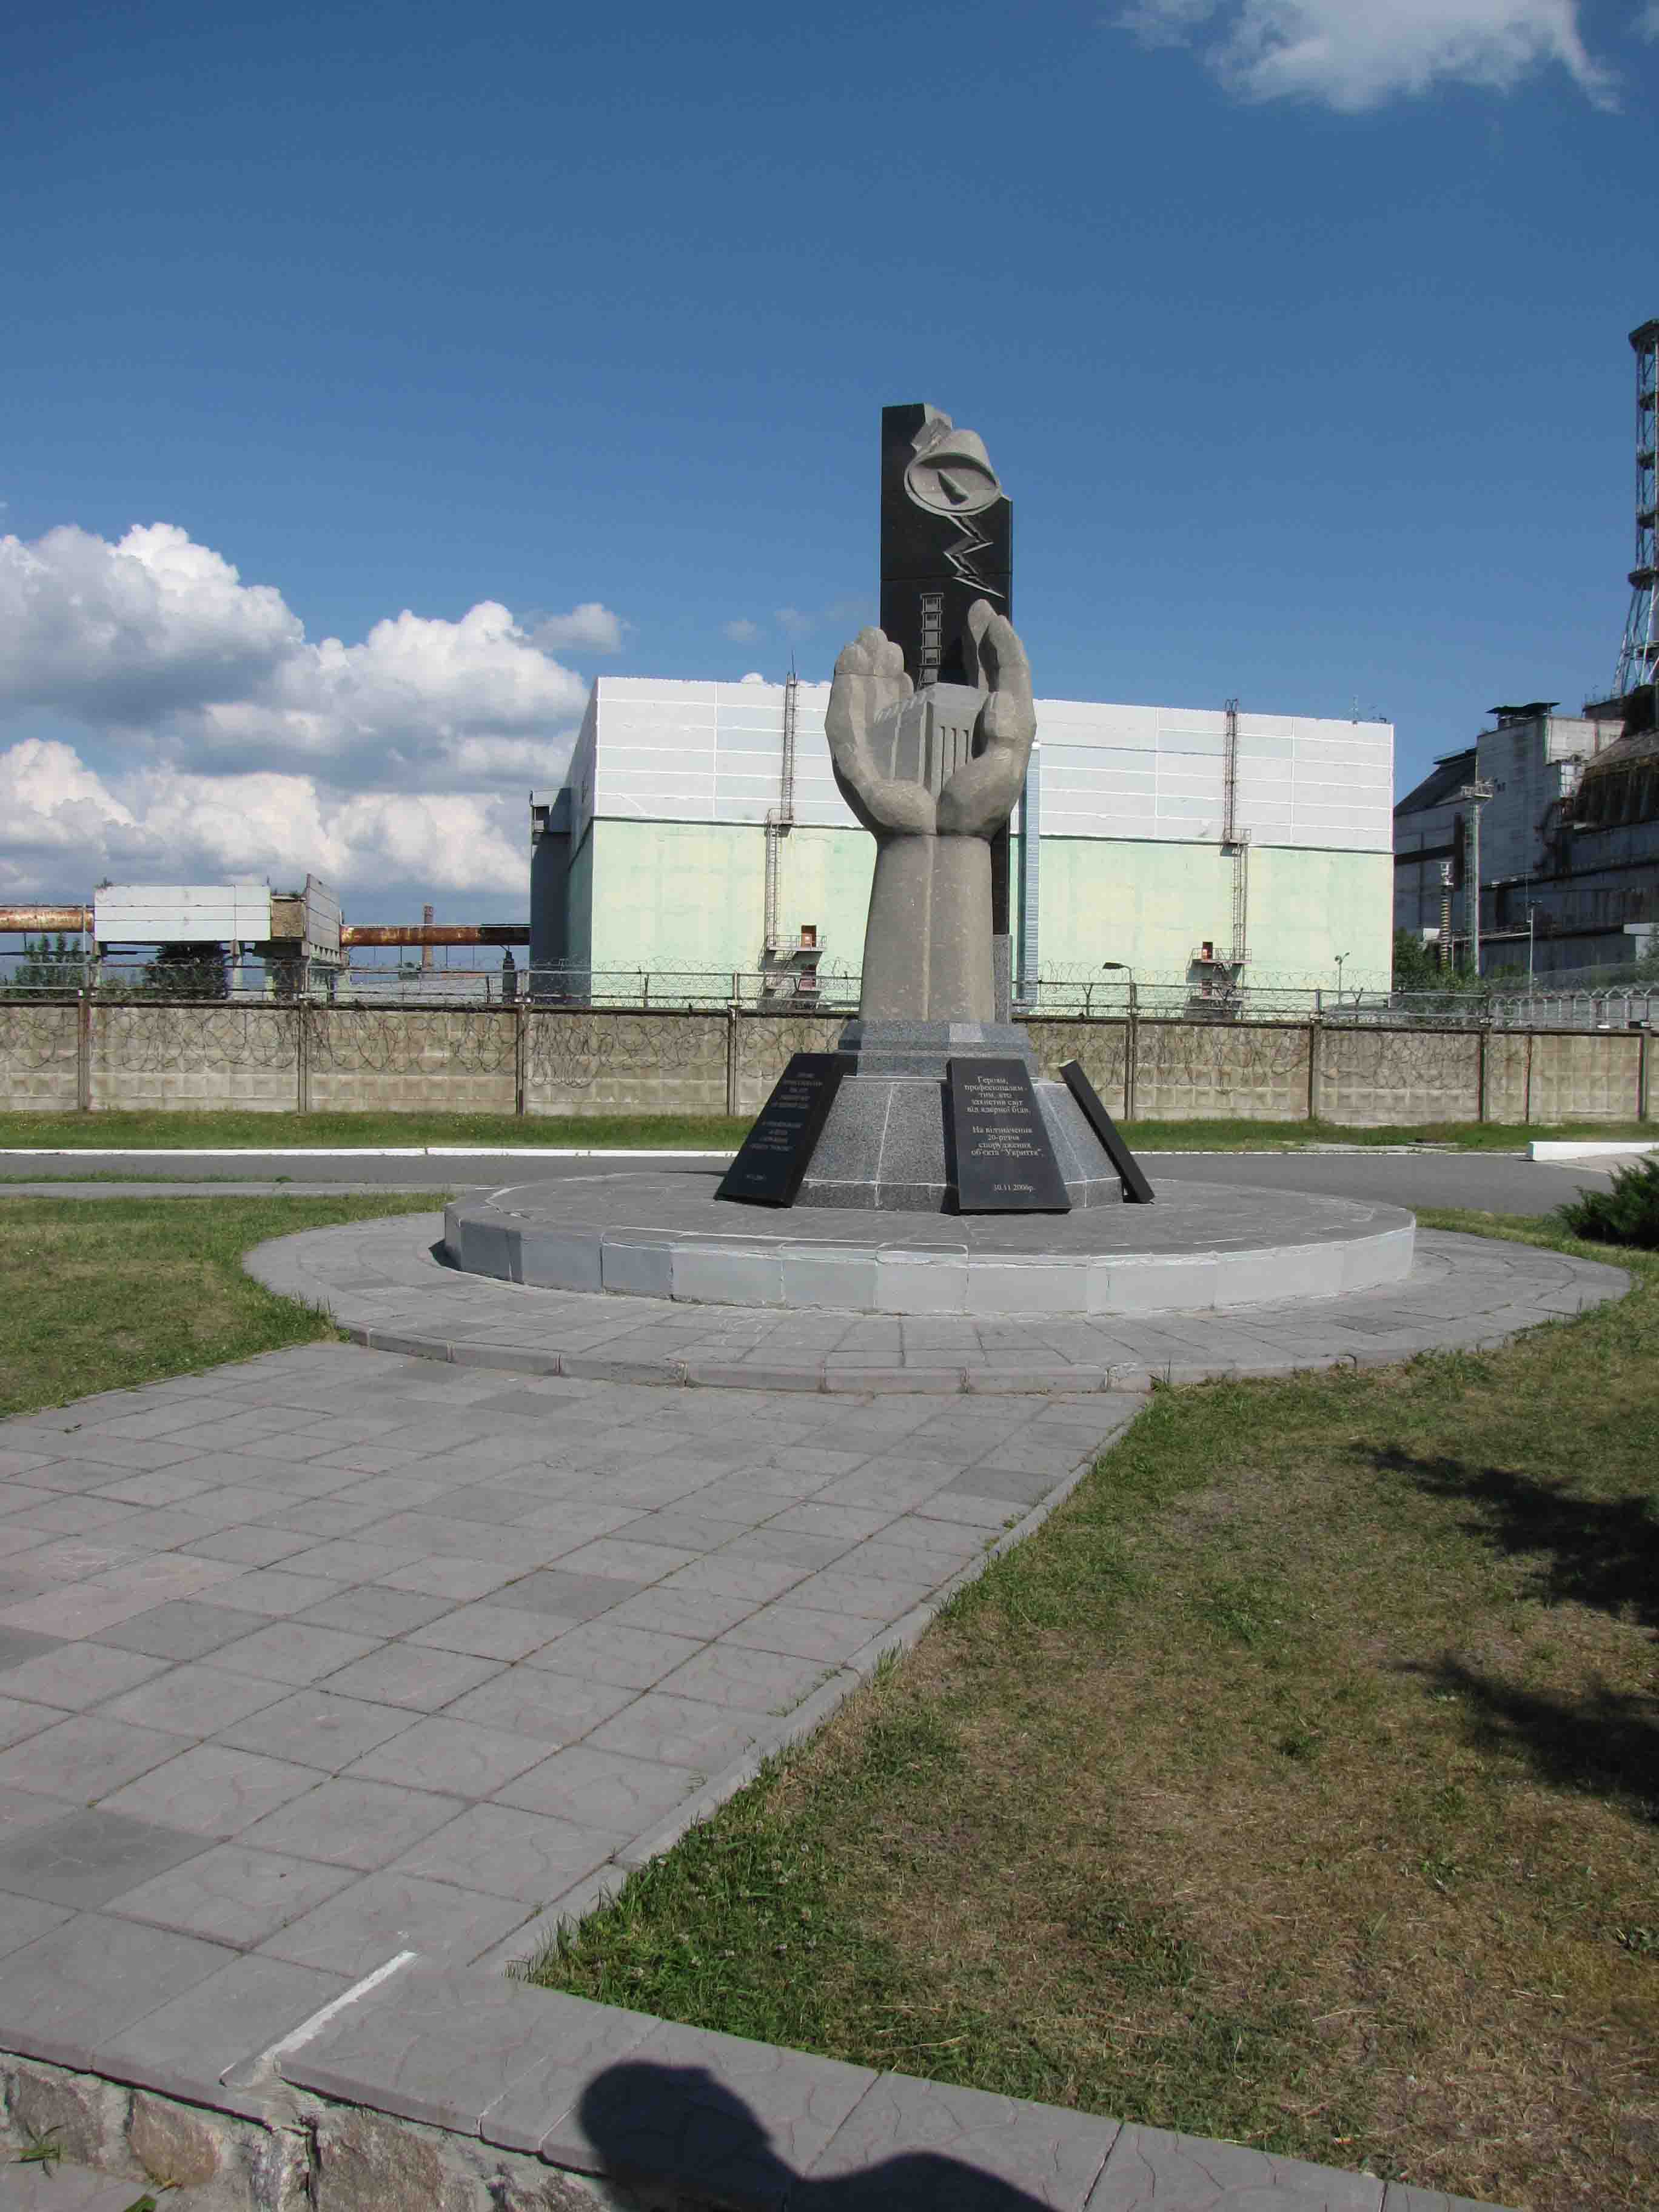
[305,1007,516,1116]
[5,1000,1652,1125]
[1528,1029,1642,1124]
[0,1003,80,1111]
[1315,1026,1481,1127]
[1481,1033,1530,1125]
[91,1004,300,1113]
[1134,1019,1313,1121]
[525,1009,728,1118]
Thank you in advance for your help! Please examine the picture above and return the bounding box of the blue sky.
[2,0,1656,916]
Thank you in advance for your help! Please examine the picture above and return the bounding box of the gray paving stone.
[440,1666,637,1745]
[946,1464,1071,1507]
[256,1867,531,1976]
[524,1619,705,1689]
[546,2016,876,2203]
[100,1660,291,1737]
[784,1569,937,1622]
[406,1601,560,1661]
[95,1949,346,2108]
[597,1585,768,1643]
[345,1713,552,1798]
[723,1602,892,1665]
[177,1523,319,1566]
[656,1644,833,1715]
[194,1566,346,1618]
[495,1744,702,1831]
[0,1581,165,1641]
[237,1776,464,1870]
[320,1641,504,1711]
[0,1713,187,1800]
[111,1840,358,1945]
[292,1583,455,1637]
[488,1567,651,1621]
[0,1806,210,1909]
[0,1889,73,1957]
[283,1959,649,2140]
[95,1597,268,1662]
[213,1687,420,1771]
[0,1780,77,1836]
[392,1801,622,1902]
[100,1743,321,1838]
[0,1909,232,2068]
[1086,2126,1384,2210]
[806,2071,1119,2207]
[585,1691,764,1773]
[0,1640,167,1711]
[206,1618,382,1684]
[379,1552,524,1600]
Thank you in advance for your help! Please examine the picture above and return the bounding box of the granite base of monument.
[780,1021,1122,1213]
[442,1171,1416,1318]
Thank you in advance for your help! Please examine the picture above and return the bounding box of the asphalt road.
[0,1146,1620,1216]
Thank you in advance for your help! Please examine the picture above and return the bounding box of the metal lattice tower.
[1614,318,1659,699]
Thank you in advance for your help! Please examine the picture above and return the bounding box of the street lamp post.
[1102,962,1138,1120]
[1334,952,1347,1002]
[1100,960,1136,1015]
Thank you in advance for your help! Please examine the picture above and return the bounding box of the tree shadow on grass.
[1367,1445,1659,1635]
[1397,1656,1659,1823]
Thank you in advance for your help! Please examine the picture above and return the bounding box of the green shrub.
[1555,1153,1659,1249]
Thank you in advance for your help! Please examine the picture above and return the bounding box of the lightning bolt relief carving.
[944,514,1006,600]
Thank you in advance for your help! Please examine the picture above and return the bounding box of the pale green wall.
[582,819,875,977]
[571,819,1392,988]
[1036,837,1393,988]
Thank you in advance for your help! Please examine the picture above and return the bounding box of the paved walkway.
[1,1179,1605,2208]
[0,1341,1135,2051]
[249,1208,1626,1393]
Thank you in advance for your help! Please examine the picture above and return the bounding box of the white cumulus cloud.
[527,602,626,653]
[1116,0,1620,110]
[0,737,527,902]
[723,618,761,643]
[0,520,624,903]
[0,522,617,788]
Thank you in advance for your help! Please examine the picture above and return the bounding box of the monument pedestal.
[782,1021,1122,1213]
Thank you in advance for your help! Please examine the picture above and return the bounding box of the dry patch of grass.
[532,1213,1659,2210]
[0,1193,438,1415]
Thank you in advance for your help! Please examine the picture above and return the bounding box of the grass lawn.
[0,1193,438,1418]
[0,1108,1652,1153]
[0,1110,748,1151]
[529,1212,1659,2212]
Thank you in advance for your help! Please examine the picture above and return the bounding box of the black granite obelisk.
[880,403,1015,935]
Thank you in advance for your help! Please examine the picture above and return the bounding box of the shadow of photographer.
[574,2058,1060,2209]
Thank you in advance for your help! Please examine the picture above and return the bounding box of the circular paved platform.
[247,1203,1626,1396]
[441,1171,1416,1318]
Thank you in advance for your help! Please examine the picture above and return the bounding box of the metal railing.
[2,953,1655,1031]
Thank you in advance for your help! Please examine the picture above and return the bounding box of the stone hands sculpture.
[827,598,1034,1021]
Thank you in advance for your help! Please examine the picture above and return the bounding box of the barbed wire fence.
[1,948,1655,1033]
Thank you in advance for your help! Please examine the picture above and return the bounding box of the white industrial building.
[531,675,1395,997]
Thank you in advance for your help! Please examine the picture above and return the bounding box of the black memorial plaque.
[1059,1059,1155,1205]
[947,1057,1071,1213]
[717,1053,847,1207]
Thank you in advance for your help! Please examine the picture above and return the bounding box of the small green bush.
[1555,1153,1659,1249]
